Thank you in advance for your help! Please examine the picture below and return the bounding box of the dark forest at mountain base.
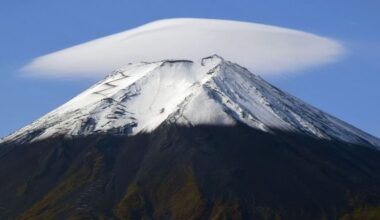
[1,123,380,220]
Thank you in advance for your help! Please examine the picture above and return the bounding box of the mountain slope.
[2,55,380,150]
[1,56,380,220]
[1,125,380,219]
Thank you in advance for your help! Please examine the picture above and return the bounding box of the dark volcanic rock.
[1,123,380,220]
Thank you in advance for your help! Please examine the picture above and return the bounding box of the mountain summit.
[1,56,380,220]
[2,55,380,149]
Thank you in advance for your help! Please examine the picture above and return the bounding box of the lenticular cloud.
[23,18,344,78]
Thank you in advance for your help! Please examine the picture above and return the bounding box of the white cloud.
[22,18,345,78]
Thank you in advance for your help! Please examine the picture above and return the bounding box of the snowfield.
[2,55,380,150]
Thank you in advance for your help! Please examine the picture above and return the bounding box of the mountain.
[1,55,380,220]
[2,55,379,149]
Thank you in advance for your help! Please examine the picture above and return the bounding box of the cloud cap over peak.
[23,18,345,78]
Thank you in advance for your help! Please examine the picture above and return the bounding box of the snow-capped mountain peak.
[2,55,380,150]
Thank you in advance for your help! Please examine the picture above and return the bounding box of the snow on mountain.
[2,55,380,150]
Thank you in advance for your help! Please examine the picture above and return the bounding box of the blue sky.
[0,0,379,138]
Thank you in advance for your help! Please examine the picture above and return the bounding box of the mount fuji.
[1,56,380,219]
[2,55,379,149]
